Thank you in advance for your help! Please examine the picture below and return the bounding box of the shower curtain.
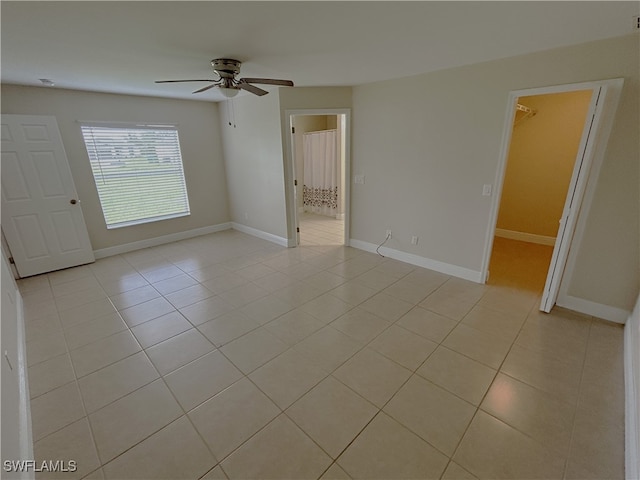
[302,129,338,217]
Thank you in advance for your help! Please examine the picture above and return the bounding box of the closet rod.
[514,102,537,125]
[516,103,536,115]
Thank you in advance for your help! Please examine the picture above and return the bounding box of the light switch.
[482,184,492,196]
[354,174,365,184]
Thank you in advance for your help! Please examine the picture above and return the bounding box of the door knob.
[70,199,78,205]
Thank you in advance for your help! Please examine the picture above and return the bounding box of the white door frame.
[480,78,624,312]
[284,108,351,247]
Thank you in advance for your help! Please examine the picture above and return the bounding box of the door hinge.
[8,257,15,265]
[296,227,300,233]
[294,179,298,186]
[291,126,295,134]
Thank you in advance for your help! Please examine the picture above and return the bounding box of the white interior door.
[1,114,94,277]
[540,87,603,312]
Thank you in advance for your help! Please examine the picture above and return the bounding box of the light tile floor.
[19,229,624,479]
[488,236,554,293]
[299,212,344,245]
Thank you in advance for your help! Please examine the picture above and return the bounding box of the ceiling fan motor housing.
[211,58,242,78]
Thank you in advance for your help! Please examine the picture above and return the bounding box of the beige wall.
[219,93,288,238]
[497,90,593,237]
[352,34,639,311]
[0,85,229,251]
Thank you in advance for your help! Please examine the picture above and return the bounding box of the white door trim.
[480,78,624,312]
[283,108,351,247]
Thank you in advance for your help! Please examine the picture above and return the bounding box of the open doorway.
[290,113,347,246]
[482,78,623,313]
[488,90,593,292]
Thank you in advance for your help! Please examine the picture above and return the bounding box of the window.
[80,123,191,229]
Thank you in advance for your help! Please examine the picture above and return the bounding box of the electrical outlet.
[634,15,640,30]
[411,236,419,245]
[386,229,392,239]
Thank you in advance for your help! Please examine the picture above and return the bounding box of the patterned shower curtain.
[302,129,338,217]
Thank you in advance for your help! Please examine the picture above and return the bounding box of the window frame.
[80,122,191,230]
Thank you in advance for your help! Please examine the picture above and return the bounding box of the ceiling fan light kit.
[155,58,294,97]
[219,87,240,98]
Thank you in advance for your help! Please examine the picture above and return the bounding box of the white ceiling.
[1,1,638,102]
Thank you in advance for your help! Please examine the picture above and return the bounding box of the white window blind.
[80,123,191,229]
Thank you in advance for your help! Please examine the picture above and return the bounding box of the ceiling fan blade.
[155,79,217,83]
[240,78,294,87]
[192,84,216,94]
[239,82,268,96]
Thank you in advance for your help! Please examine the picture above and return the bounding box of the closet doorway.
[482,78,623,313]
[288,112,348,246]
[488,90,593,292]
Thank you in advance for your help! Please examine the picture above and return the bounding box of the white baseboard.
[349,239,483,283]
[93,223,232,259]
[625,296,639,480]
[231,223,292,247]
[556,294,629,324]
[495,228,556,246]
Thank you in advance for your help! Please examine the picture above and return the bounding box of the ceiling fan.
[155,58,294,98]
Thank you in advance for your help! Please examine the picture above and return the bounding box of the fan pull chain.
[231,100,237,128]
[227,101,232,127]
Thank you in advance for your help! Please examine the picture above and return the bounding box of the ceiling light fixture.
[219,87,240,99]
[39,78,55,87]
